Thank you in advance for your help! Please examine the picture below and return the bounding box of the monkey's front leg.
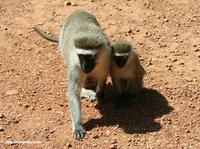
[80,88,96,101]
[68,73,86,140]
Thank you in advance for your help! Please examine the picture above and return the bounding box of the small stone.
[6,90,18,96]
[136,29,140,32]
[128,29,132,33]
[194,48,200,52]
[0,113,5,118]
[110,144,118,149]
[0,126,4,131]
[24,104,30,108]
[186,130,190,133]
[110,140,117,144]
[71,2,78,6]
[47,107,52,111]
[92,133,99,139]
[128,138,132,142]
[193,44,197,47]
[17,102,23,106]
[113,125,119,130]
[66,142,72,148]
[163,18,169,22]
[179,62,185,66]
[145,31,152,37]
[172,58,177,62]
[106,130,111,136]
[64,1,71,6]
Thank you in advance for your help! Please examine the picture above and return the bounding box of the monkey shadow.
[84,86,173,134]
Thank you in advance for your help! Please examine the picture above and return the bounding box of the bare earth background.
[0,0,200,148]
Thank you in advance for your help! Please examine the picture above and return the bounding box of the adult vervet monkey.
[34,24,97,100]
[111,40,145,108]
[58,10,111,139]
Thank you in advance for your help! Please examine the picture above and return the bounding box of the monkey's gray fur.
[111,40,145,108]
[34,21,99,100]
[59,10,111,139]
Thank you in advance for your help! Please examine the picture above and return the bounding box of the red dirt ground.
[0,0,200,148]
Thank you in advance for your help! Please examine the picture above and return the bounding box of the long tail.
[34,26,58,43]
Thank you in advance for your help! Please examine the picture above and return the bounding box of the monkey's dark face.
[78,54,97,73]
[112,55,129,68]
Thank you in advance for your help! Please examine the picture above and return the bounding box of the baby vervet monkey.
[111,40,145,108]
[58,10,111,139]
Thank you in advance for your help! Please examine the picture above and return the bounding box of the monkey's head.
[111,40,131,68]
[74,36,103,73]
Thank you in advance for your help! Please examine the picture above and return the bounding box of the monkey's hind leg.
[68,72,86,140]
[127,80,142,104]
[80,88,96,101]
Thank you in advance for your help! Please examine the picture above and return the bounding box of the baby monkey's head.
[111,40,132,68]
[75,36,103,73]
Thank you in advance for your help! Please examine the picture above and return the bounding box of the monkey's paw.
[73,125,86,140]
[80,88,96,101]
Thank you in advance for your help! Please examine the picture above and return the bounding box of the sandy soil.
[0,0,200,148]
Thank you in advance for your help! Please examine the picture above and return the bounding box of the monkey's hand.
[73,124,86,140]
[80,88,96,101]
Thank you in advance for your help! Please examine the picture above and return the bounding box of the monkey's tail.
[34,26,59,43]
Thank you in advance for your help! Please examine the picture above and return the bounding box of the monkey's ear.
[74,37,102,49]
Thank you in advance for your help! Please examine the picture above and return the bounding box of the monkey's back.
[65,10,100,27]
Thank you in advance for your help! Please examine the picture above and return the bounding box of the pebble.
[64,1,71,6]
[47,107,52,111]
[66,142,72,148]
[92,133,99,139]
[163,18,169,22]
[71,2,78,6]
[172,58,177,62]
[0,113,5,118]
[193,44,197,47]
[145,31,152,37]
[0,126,4,131]
[24,104,30,108]
[128,138,132,142]
[109,144,118,149]
[113,125,119,130]
[128,29,133,33]
[194,48,200,52]
[6,90,18,96]
[179,62,185,66]
[110,140,117,144]
[106,130,111,136]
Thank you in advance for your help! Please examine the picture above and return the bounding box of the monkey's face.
[78,54,97,73]
[112,55,129,68]
[111,40,131,68]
